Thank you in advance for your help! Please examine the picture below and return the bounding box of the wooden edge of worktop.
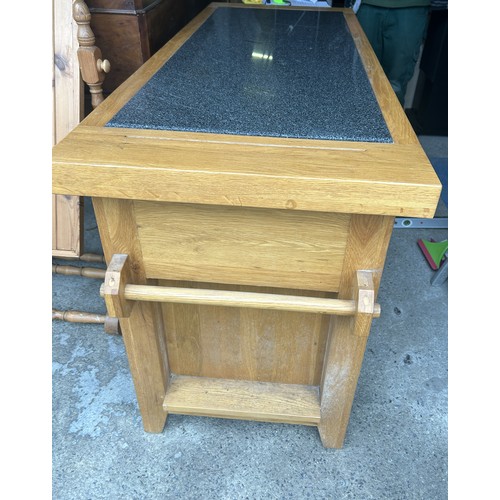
[52,125,442,218]
[60,2,441,218]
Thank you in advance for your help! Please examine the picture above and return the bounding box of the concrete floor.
[52,136,448,499]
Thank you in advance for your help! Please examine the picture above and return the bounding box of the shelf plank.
[163,375,321,426]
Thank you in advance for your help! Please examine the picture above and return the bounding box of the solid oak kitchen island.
[52,2,441,448]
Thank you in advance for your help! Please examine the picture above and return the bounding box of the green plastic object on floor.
[417,239,448,271]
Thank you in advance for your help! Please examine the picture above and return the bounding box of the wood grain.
[93,197,170,432]
[52,0,83,257]
[53,195,82,257]
[119,283,380,316]
[50,2,443,446]
[133,200,350,291]
[85,0,209,93]
[85,11,143,93]
[352,270,377,337]
[53,2,441,219]
[161,281,331,386]
[53,1,83,142]
[53,126,441,218]
[80,2,218,127]
[73,0,111,108]
[52,264,106,279]
[102,254,135,318]
[318,214,394,448]
[164,374,321,425]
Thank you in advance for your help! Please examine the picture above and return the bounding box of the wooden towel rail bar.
[100,254,380,340]
[100,282,381,317]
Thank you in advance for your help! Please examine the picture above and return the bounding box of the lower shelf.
[163,374,321,426]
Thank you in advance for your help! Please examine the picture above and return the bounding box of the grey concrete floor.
[52,136,448,499]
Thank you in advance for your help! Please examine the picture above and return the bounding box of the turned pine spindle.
[56,253,106,263]
[72,0,110,109]
[52,264,106,279]
[52,309,120,335]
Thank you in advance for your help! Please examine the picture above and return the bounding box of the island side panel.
[129,199,351,387]
[92,197,170,432]
[161,282,332,386]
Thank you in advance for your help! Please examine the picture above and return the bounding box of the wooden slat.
[163,375,321,425]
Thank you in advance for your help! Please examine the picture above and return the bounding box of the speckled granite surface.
[106,7,393,143]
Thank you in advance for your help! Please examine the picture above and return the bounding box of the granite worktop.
[106,7,392,143]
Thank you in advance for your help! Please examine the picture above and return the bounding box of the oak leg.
[120,300,169,432]
[318,214,394,448]
[93,197,170,432]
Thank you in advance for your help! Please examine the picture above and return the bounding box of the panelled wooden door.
[52,0,83,257]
